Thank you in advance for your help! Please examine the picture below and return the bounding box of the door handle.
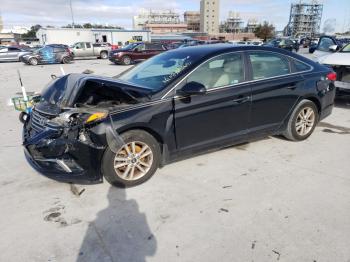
[232,96,250,104]
[287,85,297,90]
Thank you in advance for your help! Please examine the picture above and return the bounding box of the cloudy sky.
[1,0,349,32]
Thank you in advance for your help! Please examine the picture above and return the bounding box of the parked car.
[263,38,299,52]
[0,46,32,62]
[70,42,111,59]
[316,41,350,96]
[108,42,167,65]
[22,45,336,187]
[309,36,350,96]
[20,44,73,65]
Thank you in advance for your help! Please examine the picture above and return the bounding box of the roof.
[165,44,313,63]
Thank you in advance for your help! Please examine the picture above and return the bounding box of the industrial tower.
[287,0,323,38]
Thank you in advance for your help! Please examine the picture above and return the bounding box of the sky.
[1,0,349,33]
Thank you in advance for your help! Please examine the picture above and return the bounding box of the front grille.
[30,110,48,133]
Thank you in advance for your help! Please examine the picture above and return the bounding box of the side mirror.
[329,45,338,52]
[177,82,206,96]
[309,46,316,53]
[75,46,80,49]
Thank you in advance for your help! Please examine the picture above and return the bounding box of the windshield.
[118,51,201,91]
[340,43,350,52]
[123,43,140,50]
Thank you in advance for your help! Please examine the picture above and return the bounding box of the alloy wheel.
[295,107,315,136]
[113,141,153,181]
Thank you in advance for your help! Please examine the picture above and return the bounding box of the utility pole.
[69,0,75,28]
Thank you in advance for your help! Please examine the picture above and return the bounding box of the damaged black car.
[23,45,336,187]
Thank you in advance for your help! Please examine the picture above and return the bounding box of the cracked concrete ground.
[0,49,349,262]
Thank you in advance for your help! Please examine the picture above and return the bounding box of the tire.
[100,51,108,59]
[102,130,161,187]
[121,55,132,65]
[19,112,28,124]
[283,99,319,141]
[62,56,71,64]
[29,57,38,66]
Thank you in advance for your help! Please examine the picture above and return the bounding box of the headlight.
[84,112,108,124]
[57,110,108,125]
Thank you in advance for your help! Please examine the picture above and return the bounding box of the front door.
[174,52,251,151]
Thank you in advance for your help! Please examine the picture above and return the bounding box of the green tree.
[22,24,42,38]
[254,21,275,42]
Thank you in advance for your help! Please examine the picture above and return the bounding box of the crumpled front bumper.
[23,119,106,184]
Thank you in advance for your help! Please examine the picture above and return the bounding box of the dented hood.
[36,73,153,115]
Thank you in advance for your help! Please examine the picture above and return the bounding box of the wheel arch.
[301,95,321,113]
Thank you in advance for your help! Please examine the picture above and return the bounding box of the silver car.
[0,46,32,62]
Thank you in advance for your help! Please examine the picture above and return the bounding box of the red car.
[109,42,167,65]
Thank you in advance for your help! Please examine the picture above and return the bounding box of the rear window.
[249,52,290,80]
[293,59,312,72]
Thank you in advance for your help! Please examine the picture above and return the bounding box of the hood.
[110,47,133,53]
[318,52,350,66]
[36,73,153,115]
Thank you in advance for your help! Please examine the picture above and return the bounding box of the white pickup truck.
[70,42,111,59]
[310,36,350,96]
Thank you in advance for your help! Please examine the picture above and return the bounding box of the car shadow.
[76,186,157,262]
[335,98,350,109]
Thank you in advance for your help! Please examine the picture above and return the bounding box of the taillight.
[326,72,337,81]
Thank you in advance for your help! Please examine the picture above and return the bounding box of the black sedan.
[263,38,299,52]
[22,45,336,187]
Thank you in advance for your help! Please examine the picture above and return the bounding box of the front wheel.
[29,57,38,66]
[283,99,319,141]
[121,55,132,65]
[102,130,161,187]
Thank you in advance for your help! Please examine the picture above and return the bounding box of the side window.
[53,47,65,53]
[187,53,244,90]
[317,37,335,52]
[134,44,145,51]
[86,43,91,48]
[8,47,20,52]
[249,52,290,80]
[293,59,312,72]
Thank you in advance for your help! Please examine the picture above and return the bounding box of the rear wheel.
[62,56,71,64]
[100,51,108,59]
[283,99,318,141]
[121,55,132,65]
[29,57,38,66]
[102,130,161,187]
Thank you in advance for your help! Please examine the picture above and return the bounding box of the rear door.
[7,47,21,61]
[0,48,9,61]
[174,52,251,152]
[246,51,304,134]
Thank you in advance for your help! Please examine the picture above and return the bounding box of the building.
[1,26,29,34]
[200,0,220,34]
[184,11,200,32]
[220,11,244,33]
[143,24,187,34]
[36,28,151,46]
[286,1,323,37]
[133,9,187,33]
[246,19,258,33]
[0,15,3,32]
[0,33,21,45]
